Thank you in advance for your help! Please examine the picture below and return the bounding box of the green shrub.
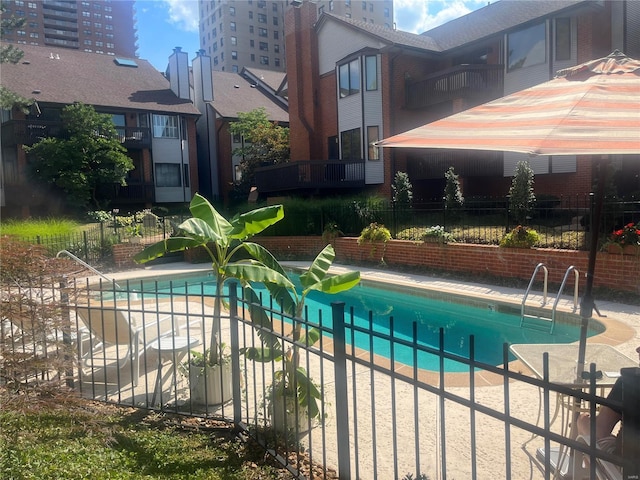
[420,225,455,243]
[500,225,540,248]
[444,166,464,214]
[509,161,536,224]
[358,222,391,244]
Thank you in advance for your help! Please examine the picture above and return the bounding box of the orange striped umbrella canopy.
[378,51,640,156]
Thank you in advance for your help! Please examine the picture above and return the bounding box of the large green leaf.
[242,242,289,277]
[189,193,233,239]
[133,237,202,264]
[229,204,284,239]
[177,217,223,244]
[224,264,294,290]
[262,281,297,316]
[243,346,283,362]
[242,286,281,349]
[306,271,361,295]
[299,244,334,289]
[298,327,321,347]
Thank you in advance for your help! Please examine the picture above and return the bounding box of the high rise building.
[198,0,394,72]
[2,0,137,58]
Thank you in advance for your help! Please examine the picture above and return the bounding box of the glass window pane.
[339,63,349,98]
[365,55,377,91]
[349,59,360,95]
[155,163,181,187]
[555,18,571,61]
[507,22,546,71]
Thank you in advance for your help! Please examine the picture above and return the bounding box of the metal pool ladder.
[521,263,579,333]
[56,250,122,290]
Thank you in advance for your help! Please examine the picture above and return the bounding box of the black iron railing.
[255,159,366,193]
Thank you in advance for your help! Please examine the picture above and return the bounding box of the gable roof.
[424,0,595,51]
[0,43,200,116]
[242,67,286,94]
[210,70,288,123]
[317,0,595,55]
[318,13,442,52]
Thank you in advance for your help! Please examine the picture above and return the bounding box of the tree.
[229,107,289,188]
[509,160,536,224]
[0,3,33,112]
[392,171,413,206]
[444,166,464,217]
[24,103,134,210]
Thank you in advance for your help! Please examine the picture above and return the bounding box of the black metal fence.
[4,278,638,480]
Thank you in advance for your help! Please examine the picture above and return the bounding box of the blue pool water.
[121,272,597,372]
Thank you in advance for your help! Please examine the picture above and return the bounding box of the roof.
[242,67,286,94]
[318,1,594,55]
[0,43,200,116]
[210,70,288,123]
[318,13,442,52]
[424,0,593,51]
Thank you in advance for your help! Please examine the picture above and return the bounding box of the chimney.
[168,46,190,100]
[192,49,213,103]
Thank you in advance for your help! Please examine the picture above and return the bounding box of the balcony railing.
[1,120,151,149]
[405,64,504,109]
[95,183,155,205]
[254,159,366,193]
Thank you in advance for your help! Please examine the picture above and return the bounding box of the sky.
[136,0,487,71]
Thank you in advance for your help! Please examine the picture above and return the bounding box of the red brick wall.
[254,236,329,258]
[333,238,639,293]
[112,243,145,269]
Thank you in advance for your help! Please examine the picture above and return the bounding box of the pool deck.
[92,260,640,480]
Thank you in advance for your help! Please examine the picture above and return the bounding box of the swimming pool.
[117,271,600,372]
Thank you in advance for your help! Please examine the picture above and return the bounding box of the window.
[231,50,237,59]
[274,44,279,53]
[329,0,334,11]
[214,56,218,65]
[339,58,360,97]
[345,0,351,6]
[365,55,377,90]
[259,27,267,37]
[152,114,179,138]
[249,11,253,19]
[82,11,90,17]
[318,5,324,15]
[229,6,235,16]
[250,39,254,47]
[260,55,269,65]
[155,164,181,187]
[250,53,255,62]
[249,25,254,33]
[220,37,223,46]
[341,128,361,160]
[362,1,366,10]
[232,133,241,143]
[258,13,267,23]
[94,22,102,28]
[274,58,280,67]
[257,0,266,8]
[507,22,546,71]
[273,2,278,12]
[84,39,92,45]
[384,7,389,17]
[231,36,237,45]
[230,21,236,31]
[259,41,268,51]
[83,20,91,26]
[369,3,373,12]
[273,30,279,39]
[232,65,239,72]
[367,126,379,160]
[555,17,571,61]
[273,16,278,25]
[183,165,190,188]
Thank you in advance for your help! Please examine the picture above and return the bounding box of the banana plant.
[133,193,293,366]
[243,244,360,422]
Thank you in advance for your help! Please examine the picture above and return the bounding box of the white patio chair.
[75,306,178,387]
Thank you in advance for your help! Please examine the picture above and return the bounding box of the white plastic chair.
[75,307,177,387]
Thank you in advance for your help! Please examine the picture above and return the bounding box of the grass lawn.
[0,390,295,480]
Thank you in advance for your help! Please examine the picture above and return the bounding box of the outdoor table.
[510,343,637,478]
[149,335,200,406]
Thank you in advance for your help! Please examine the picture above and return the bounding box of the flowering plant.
[609,222,640,246]
[500,225,540,248]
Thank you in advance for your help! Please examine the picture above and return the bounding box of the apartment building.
[198,0,393,72]
[2,0,136,57]
[259,0,639,201]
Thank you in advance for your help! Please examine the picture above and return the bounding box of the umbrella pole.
[577,157,607,375]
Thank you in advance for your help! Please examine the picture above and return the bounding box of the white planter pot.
[270,393,312,435]
[188,362,233,405]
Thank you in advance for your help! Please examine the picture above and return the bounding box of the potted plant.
[134,193,293,405]
[357,222,391,263]
[421,225,455,244]
[499,225,540,249]
[605,222,640,254]
[180,349,233,405]
[243,244,360,434]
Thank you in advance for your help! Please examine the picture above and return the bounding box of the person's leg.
[577,406,622,440]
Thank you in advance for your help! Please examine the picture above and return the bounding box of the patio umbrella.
[377,50,640,376]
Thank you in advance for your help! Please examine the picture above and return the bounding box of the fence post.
[621,367,640,479]
[228,281,242,426]
[83,231,89,262]
[331,301,351,480]
[59,276,74,388]
[99,222,105,260]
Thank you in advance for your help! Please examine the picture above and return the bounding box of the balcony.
[1,120,151,149]
[96,183,155,205]
[44,28,79,39]
[255,160,365,193]
[405,64,504,109]
[42,8,78,20]
[42,18,78,30]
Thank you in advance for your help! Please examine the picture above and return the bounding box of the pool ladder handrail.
[521,264,579,333]
[550,265,580,333]
[56,250,123,290]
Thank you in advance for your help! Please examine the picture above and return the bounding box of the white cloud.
[395,0,486,34]
[162,0,200,33]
